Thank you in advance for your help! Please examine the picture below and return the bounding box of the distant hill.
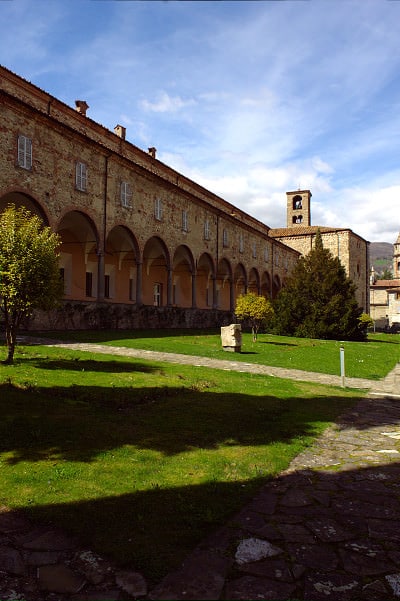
[369,242,393,276]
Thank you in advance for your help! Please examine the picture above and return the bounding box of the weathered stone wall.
[0,64,299,313]
[27,302,235,331]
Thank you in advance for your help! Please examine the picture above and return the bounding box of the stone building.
[269,190,370,312]
[370,233,400,330]
[0,64,299,330]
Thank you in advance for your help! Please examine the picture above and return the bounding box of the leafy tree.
[272,230,365,341]
[377,268,393,280]
[0,205,63,364]
[235,292,274,341]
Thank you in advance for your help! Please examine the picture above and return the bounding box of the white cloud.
[140,91,196,113]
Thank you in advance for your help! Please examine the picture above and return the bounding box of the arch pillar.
[97,251,105,301]
[136,261,143,306]
[167,267,173,307]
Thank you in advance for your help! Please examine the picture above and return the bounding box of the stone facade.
[270,191,370,312]
[0,65,299,330]
[370,233,400,329]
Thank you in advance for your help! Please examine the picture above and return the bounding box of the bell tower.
[393,232,400,279]
[286,190,312,227]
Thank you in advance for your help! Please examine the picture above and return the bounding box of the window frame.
[76,161,87,192]
[17,134,32,170]
[120,181,132,208]
[155,198,163,221]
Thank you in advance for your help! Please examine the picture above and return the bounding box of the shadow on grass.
[0,379,363,464]
[15,460,400,590]
[22,357,159,374]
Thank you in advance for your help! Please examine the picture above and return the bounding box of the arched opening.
[234,263,247,302]
[261,271,272,299]
[57,211,99,301]
[142,236,170,306]
[172,245,194,307]
[196,253,215,309]
[0,191,49,225]
[216,258,232,310]
[248,268,260,295]
[105,226,140,303]
[272,274,281,299]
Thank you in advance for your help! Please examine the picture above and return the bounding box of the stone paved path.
[2,340,400,600]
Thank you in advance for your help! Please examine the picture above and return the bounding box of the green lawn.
[34,329,400,380]
[0,343,362,584]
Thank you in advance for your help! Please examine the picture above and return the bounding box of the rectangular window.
[264,246,269,262]
[223,228,228,248]
[76,162,87,191]
[17,134,32,169]
[182,210,188,232]
[153,283,162,306]
[104,275,110,299]
[155,198,163,221]
[204,219,210,240]
[85,272,93,297]
[120,181,132,208]
[252,242,257,259]
[239,233,244,253]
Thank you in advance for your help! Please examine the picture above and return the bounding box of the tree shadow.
[0,380,362,464]
[13,460,400,596]
[22,357,159,374]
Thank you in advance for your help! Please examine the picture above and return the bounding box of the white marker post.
[340,345,345,388]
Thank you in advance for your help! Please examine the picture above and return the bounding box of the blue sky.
[1,0,400,243]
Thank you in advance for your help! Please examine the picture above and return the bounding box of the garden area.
[0,330,398,583]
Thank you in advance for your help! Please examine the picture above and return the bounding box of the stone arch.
[57,210,99,301]
[234,263,247,301]
[196,252,215,309]
[142,236,171,306]
[261,271,272,299]
[248,267,260,295]
[105,226,140,303]
[172,245,195,308]
[272,274,281,299]
[0,190,49,225]
[216,257,233,310]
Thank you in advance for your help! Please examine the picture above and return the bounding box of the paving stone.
[238,557,300,582]
[306,518,353,542]
[0,546,25,575]
[23,530,76,550]
[26,550,61,566]
[235,538,283,564]
[362,579,394,601]
[224,575,297,600]
[277,523,315,543]
[286,543,339,571]
[38,564,86,593]
[304,572,360,600]
[339,547,396,576]
[368,518,400,542]
[116,570,147,598]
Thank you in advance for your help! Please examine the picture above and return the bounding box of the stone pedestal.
[221,324,242,353]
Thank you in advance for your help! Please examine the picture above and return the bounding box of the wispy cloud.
[1,0,400,242]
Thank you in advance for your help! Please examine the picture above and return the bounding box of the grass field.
[34,328,400,380]
[0,340,365,584]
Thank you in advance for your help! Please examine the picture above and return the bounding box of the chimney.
[148,147,157,159]
[75,100,89,116]
[114,124,126,140]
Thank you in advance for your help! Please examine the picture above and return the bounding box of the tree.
[0,205,63,364]
[377,268,393,280]
[235,292,274,341]
[272,230,365,341]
